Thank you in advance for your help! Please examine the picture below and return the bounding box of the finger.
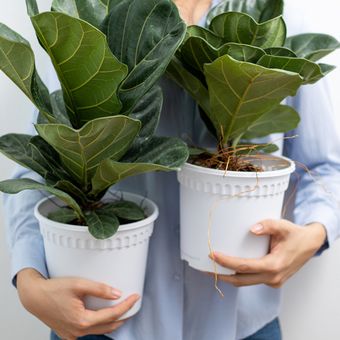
[84,294,140,326]
[217,273,271,287]
[251,219,292,237]
[210,252,271,273]
[72,279,122,299]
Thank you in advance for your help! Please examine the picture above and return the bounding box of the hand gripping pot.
[178,156,295,275]
[35,192,159,319]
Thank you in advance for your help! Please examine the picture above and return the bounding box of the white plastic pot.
[178,156,295,275]
[35,192,158,319]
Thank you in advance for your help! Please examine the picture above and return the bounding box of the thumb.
[72,278,122,300]
[250,219,290,237]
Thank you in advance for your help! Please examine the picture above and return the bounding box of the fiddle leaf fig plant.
[0,0,188,239]
[167,0,339,161]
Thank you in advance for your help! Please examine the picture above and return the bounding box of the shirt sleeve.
[284,76,340,252]
[3,168,49,286]
[2,110,50,285]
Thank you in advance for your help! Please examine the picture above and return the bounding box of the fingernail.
[133,294,140,301]
[209,252,219,259]
[112,289,122,298]
[251,224,264,233]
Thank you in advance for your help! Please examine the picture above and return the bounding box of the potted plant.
[0,0,188,318]
[167,0,340,275]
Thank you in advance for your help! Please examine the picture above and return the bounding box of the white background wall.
[0,1,339,339]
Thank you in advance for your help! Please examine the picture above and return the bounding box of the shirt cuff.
[11,235,49,287]
[294,203,338,255]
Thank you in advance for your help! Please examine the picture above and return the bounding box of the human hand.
[209,219,327,288]
[16,268,139,340]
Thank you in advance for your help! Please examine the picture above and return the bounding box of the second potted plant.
[167,0,340,274]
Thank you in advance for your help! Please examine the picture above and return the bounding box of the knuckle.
[267,260,283,274]
[236,264,250,273]
[270,275,283,287]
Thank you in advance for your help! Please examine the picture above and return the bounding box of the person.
[3,0,340,339]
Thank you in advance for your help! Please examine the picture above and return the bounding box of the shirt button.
[173,273,181,281]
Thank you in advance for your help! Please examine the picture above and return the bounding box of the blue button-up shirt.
[3,1,340,339]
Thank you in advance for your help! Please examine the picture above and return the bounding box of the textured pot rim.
[180,155,295,178]
[34,192,159,233]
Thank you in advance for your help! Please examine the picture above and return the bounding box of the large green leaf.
[257,55,333,84]
[264,47,297,57]
[210,12,286,48]
[0,134,68,183]
[0,178,83,218]
[204,55,303,143]
[129,85,162,144]
[285,34,340,62]
[54,180,89,205]
[166,57,210,115]
[207,0,284,25]
[30,12,128,127]
[91,136,189,195]
[49,90,72,126]
[186,26,223,48]
[85,209,119,239]
[0,23,54,122]
[51,0,110,29]
[105,0,186,114]
[242,105,300,139]
[35,116,141,189]
[179,37,266,74]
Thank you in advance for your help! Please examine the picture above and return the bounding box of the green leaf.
[48,207,79,224]
[210,12,286,49]
[166,57,210,115]
[203,55,303,143]
[26,0,39,16]
[0,23,54,122]
[50,90,72,126]
[85,210,119,239]
[179,38,266,74]
[319,63,336,75]
[91,136,189,196]
[285,34,340,62]
[105,0,186,114]
[129,85,162,145]
[0,178,83,218]
[29,136,72,181]
[242,105,300,139]
[186,26,223,48]
[264,47,297,57]
[31,12,128,127]
[51,0,110,29]
[35,116,141,189]
[0,134,50,180]
[257,55,332,84]
[54,180,89,206]
[103,201,145,221]
[0,134,68,183]
[207,0,284,25]
[122,136,189,164]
